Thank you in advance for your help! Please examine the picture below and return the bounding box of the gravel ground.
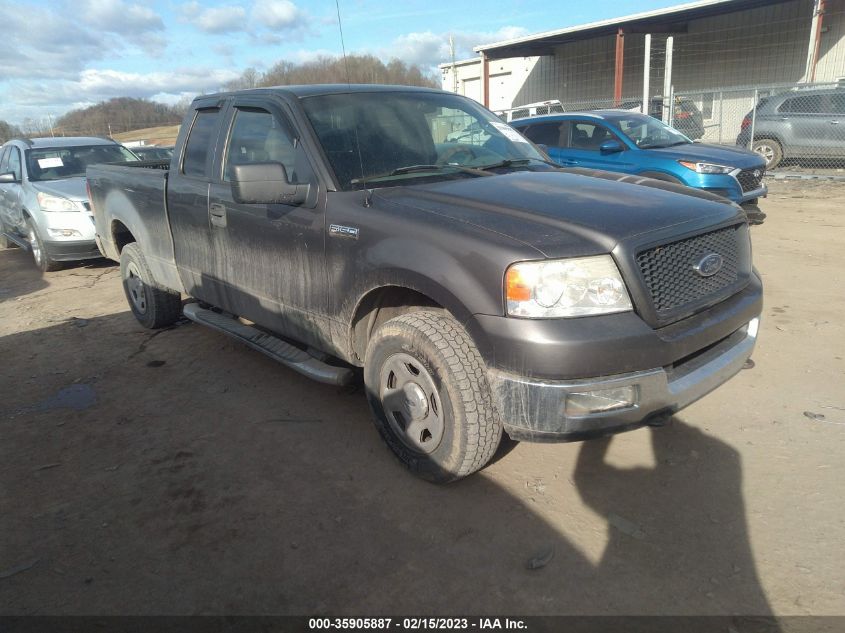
[1,180,843,616]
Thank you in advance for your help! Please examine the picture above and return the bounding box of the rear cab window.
[182,109,221,178]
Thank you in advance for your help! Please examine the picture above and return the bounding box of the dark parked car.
[620,97,705,140]
[87,85,761,482]
[131,145,174,161]
[736,88,845,169]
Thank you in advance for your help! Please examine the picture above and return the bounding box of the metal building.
[441,0,845,144]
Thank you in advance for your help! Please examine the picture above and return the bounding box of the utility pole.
[642,34,651,114]
[108,122,113,138]
[662,36,674,125]
[449,34,458,93]
[47,114,55,137]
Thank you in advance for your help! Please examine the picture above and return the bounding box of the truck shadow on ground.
[0,312,777,625]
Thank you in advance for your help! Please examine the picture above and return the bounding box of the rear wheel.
[25,218,61,272]
[752,138,783,170]
[120,242,182,329]
[364,311,503,483]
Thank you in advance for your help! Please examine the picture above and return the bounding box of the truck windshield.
[612,114,691,149]
[26,145,139,181]
[301,91,546,191]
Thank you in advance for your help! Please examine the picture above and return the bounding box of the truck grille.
[735,168,764,193]
[635,225,749,321]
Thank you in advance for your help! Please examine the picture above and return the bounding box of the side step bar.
[182,303,354,386]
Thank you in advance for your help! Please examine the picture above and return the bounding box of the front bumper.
[44,239,102,261]
[490,317,758,442]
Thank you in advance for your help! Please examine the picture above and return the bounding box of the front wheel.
[120,242,182,329]
[25,218,61,272]
[752,138,783,170]
[364,311,503,483]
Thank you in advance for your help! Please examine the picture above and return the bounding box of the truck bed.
[86,160,182,293]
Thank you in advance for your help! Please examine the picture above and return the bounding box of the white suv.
[0,137,138,271]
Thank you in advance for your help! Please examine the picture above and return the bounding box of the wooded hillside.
[53,98,184,138]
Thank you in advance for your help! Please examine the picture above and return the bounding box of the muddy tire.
[364,310,502,483]
[120,242,182,329]
[752,138,783,170]
[26,218,62,272]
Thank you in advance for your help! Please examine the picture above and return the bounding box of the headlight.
[505,255,633,318]
[678,160,734,174]
[36,192,84,212]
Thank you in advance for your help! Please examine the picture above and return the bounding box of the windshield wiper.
[475,157,558,170]
[640,140,690,149]
[350,163,493,186]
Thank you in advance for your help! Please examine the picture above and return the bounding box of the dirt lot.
[1,180,843,617]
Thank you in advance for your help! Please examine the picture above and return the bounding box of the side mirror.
[0,172,17,183]
[231,162,309,206]
[599,140,625,154]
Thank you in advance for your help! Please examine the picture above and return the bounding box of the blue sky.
[1,0,684,126]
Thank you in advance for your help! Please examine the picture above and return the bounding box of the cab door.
[562,120,636,173]
[168,103,229,308]
[207,99,329,348]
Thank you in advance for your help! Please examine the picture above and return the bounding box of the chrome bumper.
[489,318,759,442]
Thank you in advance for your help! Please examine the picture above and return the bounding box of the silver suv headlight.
[506,255,633,318]
[37,192,85,212]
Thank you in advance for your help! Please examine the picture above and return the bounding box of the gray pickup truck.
[87,85,762,482]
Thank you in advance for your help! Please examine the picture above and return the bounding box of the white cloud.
[79,0,164,33]
[3,68,242,124]
[251,0,304,29]
[384,27,530,68]
[192,4,248,34]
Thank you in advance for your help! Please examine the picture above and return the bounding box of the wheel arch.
[348,277,491,365]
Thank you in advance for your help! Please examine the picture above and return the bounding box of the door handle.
[209,202,227,227]
[829,120,840,125]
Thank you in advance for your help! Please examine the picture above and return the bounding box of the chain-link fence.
[497,81,845,174]
[675,82,845,173]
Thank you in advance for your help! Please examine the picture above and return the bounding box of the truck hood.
[645,142,766,170]
[32,177,88,202]
[375,170,743,258]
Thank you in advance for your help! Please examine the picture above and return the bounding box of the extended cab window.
[224,108,299,181]
[183,109,220,178]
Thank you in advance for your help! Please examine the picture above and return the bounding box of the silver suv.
[0,137,138,271]
[736,87,845,169]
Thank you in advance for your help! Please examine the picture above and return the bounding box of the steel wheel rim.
[28,226,42,265]
[379,352,445,454]
[125,261,148,314]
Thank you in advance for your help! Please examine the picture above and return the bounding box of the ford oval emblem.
[693,253,724,277]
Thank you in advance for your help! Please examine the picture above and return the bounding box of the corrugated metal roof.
[474,0,796,58]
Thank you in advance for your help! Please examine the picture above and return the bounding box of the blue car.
[511,111,767,207]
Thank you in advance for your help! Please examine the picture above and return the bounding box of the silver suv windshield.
[612,113,691,149]
[26,144,138,181]
[301,91,546,190]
